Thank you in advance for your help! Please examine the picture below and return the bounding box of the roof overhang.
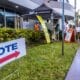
[0,0,74,19]
[44,0,75,18]
[9,0,43,10]
[0,0,31,14]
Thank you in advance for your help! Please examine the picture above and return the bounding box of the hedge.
[0,28,45,44]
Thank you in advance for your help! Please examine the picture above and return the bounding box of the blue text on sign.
[0,43,18,55]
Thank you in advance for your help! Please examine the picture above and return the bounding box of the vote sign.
[65,32,72,42]
[0,38,26,68]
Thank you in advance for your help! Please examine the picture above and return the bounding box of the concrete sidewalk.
[65,48,80,80]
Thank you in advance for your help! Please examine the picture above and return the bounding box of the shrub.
[0,28,45,44]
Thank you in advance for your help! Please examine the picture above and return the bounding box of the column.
[20,17,23,29]
[4,8,6,28]
[14,16,17,29]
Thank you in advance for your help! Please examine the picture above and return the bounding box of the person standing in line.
[34,22,40,31]
[64,21,69,37]
[76,26,80,41]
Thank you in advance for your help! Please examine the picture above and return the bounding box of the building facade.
[0,0,74,29]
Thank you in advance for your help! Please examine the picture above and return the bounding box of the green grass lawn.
[0,42,78,80]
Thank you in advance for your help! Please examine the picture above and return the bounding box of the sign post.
[62,0,65,55]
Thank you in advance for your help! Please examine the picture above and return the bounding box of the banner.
[65,32,72,42]
[65,28,75,42]
[36,15,51,43]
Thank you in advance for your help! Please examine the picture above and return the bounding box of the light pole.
[74,0,77,41]
[62,0,65,55]
[74,0,76,26]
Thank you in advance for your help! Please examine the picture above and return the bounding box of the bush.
[0,28,45,44]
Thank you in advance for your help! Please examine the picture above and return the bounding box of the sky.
[69,0,80,11]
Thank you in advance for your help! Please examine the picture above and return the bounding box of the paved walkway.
[65,48,80,80]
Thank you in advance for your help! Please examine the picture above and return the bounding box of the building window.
[48,0,58,3]
[6,17,15,28]
[53,0,58,1]
[66,0,69,3]
[0,8,4,27]
[59,0,69,3]
[0,8,19,28]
